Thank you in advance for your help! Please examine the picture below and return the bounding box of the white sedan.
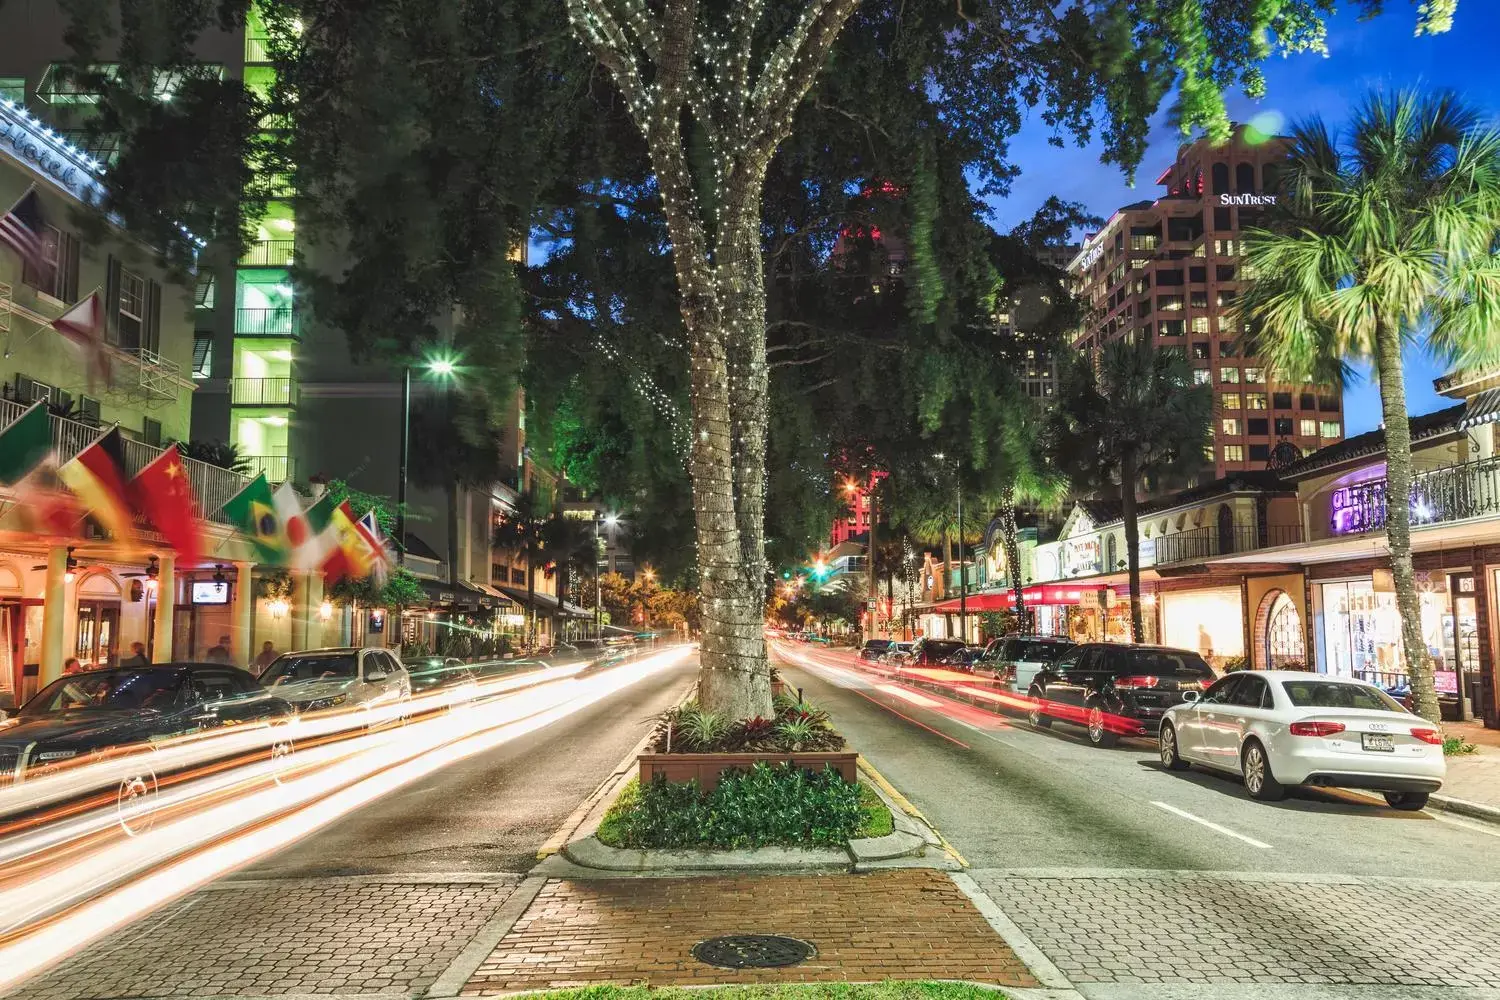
[1158,670,1445,809]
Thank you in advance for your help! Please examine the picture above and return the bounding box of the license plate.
[1362,733,1396,752]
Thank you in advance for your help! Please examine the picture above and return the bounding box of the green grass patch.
[858,782,894,838]
[593,768,891,849]
[512,984,1006,1000]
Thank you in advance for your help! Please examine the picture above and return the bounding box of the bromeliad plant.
[650,696,845,754]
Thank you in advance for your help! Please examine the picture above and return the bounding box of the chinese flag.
[131,445,204,565]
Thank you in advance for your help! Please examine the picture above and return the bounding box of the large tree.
[1237,90,1500,723]
[1050,339,1213,641]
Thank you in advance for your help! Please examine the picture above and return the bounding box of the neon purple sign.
[1330,482,1386,535]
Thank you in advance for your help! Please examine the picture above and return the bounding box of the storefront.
[932,582,1157,644]
[1160,586,1244,670]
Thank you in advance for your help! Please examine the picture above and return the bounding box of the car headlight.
[305,694,349,711]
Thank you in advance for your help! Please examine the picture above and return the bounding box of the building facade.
[1067,126,1345,478]
[996,243,1078,402]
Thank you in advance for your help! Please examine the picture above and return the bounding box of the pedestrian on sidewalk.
[205,635,232,664]
[253,641,278,675]
[121,642,149,667]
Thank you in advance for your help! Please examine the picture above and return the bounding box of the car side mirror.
[1180,690,1201,703]
[366,669,388,683]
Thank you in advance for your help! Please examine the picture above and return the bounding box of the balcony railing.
[245,36,273,63]
[0,398,252,523]
[235,307,299,337]
[239,239,295,267]
[231,377,298,407]
[1330,457,1500,535]
[243,455,294,484]
[1154,523,1304,565]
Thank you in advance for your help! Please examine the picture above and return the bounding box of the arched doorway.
[76,571,123,669]
[1258,589,1306,670]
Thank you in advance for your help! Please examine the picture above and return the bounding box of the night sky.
[985,4,1500,436]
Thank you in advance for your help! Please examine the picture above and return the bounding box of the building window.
[1191,316,1211,334]
[1243,367,1266,383]
[1274,417,1293,436]
[1247,393,1268,410]
[1300,418,1317,437]
[1320,420,1341,438]
[1300,392,1316,409]
[1157,270,1185,286]
[1216,265,1237,282]
[1221,418,1241,435]
[192,334,212,379]
[1190,291,1209,309]
[1248,418,1269,436]
[1223,445,1244,463]
[1318,394,1340,413]
[1189,266,1206,283]
[1219,340,1237,357]
[1192,341,1210,360]
[1213,207,1232,231]
[1222,392,1241,410]
[1219,367,1240,384]
[0,78,23,103]
[1272,391,1293,409]
[1211,162,1230,194]
[1249,444,1270,462]
[1158,319,1185,337]
[1214,239,1239,256]
[1236,163,1256,192]
[142,417,162,447]
[1157,294,1184,312]
[1193,368,1210,385]
[24,226,79,303]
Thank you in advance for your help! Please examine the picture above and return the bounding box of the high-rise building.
[995,243,1078,402]
[1066,126,1344,478]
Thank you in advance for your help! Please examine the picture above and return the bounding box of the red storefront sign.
[933,584,1105,613]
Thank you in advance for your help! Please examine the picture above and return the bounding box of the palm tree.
[1050,339,1213,642]
[990,391,1069,631]
[1237,90,1500,723]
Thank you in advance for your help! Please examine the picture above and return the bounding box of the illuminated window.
[1300,419,1316,437]
[1221,418,1241,435]
[1193,369,1210,385]
[1320,420,1341,438]
[1191,316,1211,333]
[1220,367,1240,384]
[1247,393,1268,410]
[1222,393,1241,410]
[1223,445,1244,463]
[1244,367,1266,383]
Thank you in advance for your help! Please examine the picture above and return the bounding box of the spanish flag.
[58,427,135,543]
[321,501,377,584]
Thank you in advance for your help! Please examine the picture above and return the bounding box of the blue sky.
[983,5,1500,435]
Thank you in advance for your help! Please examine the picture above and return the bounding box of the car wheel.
[270,723,296,785]
[1384,791,1429,811]
[1242,740,1286,801]
[1085,699,1118,748]
[1159,723,1190,771]
[116,766,160,836]
[1027,685,1051,729]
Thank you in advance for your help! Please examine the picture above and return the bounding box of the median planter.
[638,751,858,792]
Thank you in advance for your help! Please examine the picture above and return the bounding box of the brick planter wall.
[637,752,858,792]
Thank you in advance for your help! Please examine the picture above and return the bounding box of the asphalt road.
[773,641,1500,879]
[240,656,697,878]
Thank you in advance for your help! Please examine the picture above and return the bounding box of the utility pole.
[594,515,604,641]
[396,365,410,565]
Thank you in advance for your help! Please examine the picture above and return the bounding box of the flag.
[223,473,287,564]
[1,454,82,537]
[355,508,392,582]
[321,501,376,584]
[57,427,135,543]
[131,444,204,565]
[0,186,44,273]
[274,481,330,570]
[0,402,52,486]
[51,291,111,388]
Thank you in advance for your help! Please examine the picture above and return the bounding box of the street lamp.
[396,352,459,565]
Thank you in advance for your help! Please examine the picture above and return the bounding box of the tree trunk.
[1375,320,1440,723]
[1120,451,1144,643]
[998,494,1027,633]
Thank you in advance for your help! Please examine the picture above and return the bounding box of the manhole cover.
[691,934,816,969]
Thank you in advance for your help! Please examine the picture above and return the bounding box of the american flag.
[0,187,45,272]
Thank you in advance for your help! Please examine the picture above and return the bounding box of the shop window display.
[1319,573,1455,692]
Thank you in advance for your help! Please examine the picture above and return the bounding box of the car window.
[1069,647,1102,673]
[23,669,184,716]
[381,652,404,674]
[192,668,253,703]
[1281,679,1405,713]
[1011,640,1070,662]
[1119,649,1216,680]
[1229,675,1269,709]
[1200,676,1241,705]
[261,654,358,685]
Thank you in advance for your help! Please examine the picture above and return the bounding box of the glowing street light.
[398,351,462,564]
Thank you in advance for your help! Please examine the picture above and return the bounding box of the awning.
[494,585,593,618]
[933,583,1115,613]
[418,579,514,610]
[1460,388,1500,430]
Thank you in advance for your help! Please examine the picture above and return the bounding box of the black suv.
[858,639,893,662]
[1028,643,1214,747]
[908,637,967,666]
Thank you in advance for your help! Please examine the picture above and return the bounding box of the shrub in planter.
[613,763,864,849]
[650,698,846,754]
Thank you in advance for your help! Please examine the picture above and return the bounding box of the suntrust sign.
[1218,192,1277,207]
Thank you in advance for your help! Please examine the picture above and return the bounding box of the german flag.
[58,427,136,544]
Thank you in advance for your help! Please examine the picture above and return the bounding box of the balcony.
[235,307,299,337]
[1330,457,1500,536]
[239,239,295,267]
[231,377,298,408]
[242,455,294,484]
[245,36,273,64]
[0,398,251,524]
[1154,523,1305,566]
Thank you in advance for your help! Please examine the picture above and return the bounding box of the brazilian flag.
[223,473,288,564]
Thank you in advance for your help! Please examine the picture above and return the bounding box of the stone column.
[290,571,309,650]
[152,554,175,662]
[305,572,325,649]
[232,561,254,668]
[39,544,69,685]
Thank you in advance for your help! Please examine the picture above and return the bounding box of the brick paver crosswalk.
[462,870,1037,994]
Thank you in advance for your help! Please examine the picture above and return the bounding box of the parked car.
[258,647,411,715]
[941,646,986,670]
[1028,643,1214,747]
[403,656,479,696]
[980,636,1075,693]
[858,639,893,662]
[0,663,293,784]
[1158,671,1445,808]
[908,638,967,666]
[882,642,915,665]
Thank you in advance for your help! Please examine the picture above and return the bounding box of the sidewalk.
[460,870,1038,994]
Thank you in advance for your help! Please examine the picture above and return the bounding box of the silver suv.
[258,647,411,715]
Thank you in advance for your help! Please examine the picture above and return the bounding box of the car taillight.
[1115,676,1159,689]
[1411,728,1443,745]
[1289,721,1346,737]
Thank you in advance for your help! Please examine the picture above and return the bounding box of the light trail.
[0,645,694,991]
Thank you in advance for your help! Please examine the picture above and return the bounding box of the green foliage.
[1444,737,1478,757]
[326,567,424,608]
[1221,656,1250,673]
[322,480,402,538]
[255,570,293,601]
[652,700,844,754]
[858,783,896,839]
[612,765,864,850]
[980,611,1017,640]
[177,440,250,476]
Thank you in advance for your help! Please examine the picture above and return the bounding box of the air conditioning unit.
[15,376,53,405]
[78,396,101,425]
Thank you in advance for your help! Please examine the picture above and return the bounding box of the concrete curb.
[1427,790,1500,825]
[424,874,547,998]
[950,871,1076,992]
[561,834,849,872]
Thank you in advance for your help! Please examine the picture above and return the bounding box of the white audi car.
[1158,670,1445,809]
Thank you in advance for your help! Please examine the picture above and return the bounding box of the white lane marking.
[1151,800,1272,850]
[876,683,941,708]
